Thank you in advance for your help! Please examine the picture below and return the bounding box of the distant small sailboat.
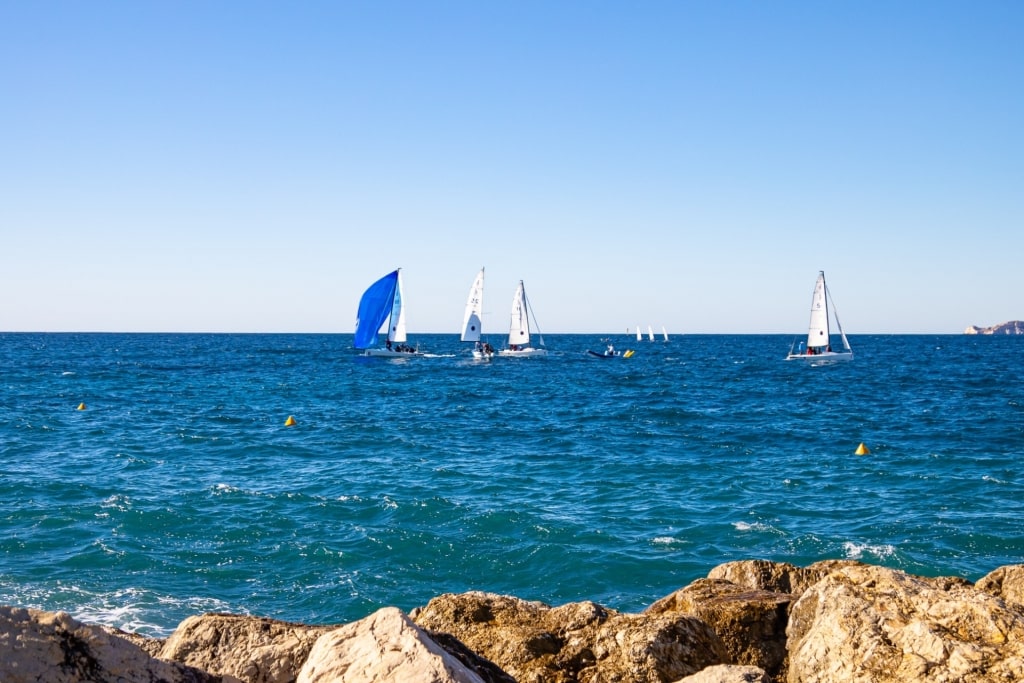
[498,280,547,357]
[461,268,494,359]
[636,326,642,342]
[662,326,669,342]
[786,270,853,361]
[354,269,421,357]
[647,325,654,341]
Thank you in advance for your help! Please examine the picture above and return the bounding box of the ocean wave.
[651,536,684,545]
[842,541,897,561]
[0,580,238,638]
[732,521,783,535]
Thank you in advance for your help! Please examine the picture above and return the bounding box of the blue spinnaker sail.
[354,270,399,349]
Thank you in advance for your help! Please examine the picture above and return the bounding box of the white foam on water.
[733,520,784,535]
[1,580,238,638]
[651,536,682,545]
[842,541,896,561]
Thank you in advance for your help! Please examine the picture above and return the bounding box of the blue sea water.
[1,332,1022,638]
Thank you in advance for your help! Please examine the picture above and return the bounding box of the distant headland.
[964,320,1024,335]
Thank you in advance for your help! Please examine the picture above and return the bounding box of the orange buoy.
[855,442,870,455]
[284,415,296,427]
[76,402,87,411]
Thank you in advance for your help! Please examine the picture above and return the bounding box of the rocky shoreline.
[3,559,1023,683]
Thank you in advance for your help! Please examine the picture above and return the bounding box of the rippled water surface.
[1,333,1022,636]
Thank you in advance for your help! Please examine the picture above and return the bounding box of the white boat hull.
[497,348,548,358]
[785,350,853,361]
[364,348,421,357]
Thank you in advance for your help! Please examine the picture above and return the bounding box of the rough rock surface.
[411,590,728,683]
[297,606,486,683]
[0,605,225,683]
[646,578,790,680]
[964,320,1024,334]
[786,563,1024,682]
[707,559,866,596]
[975,564,1024,608]
[104,624,166,657]
[8,561,1024,683]
[160,612,334,683]
[675,664,770,682]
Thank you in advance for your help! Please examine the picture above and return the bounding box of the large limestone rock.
[412,591,728,683]
[646,578,791,680]
[707,559,864,596]
[103,625,165,658]
[160,613,333,683]
[975,564,1024,609]
[0,605,224,683]
[159,610,509,683]
[786,564,1024,682]
[297,607,486,683]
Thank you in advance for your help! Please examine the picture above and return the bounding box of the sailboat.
[786,270,853,361]
[461,268,493,359]
[662,326,669,342]
[354,269,420,357]
[647,325,655,341]
[497,280,547,357]
[636,326,642,342]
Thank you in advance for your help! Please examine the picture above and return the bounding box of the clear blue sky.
[2,2,1021,333]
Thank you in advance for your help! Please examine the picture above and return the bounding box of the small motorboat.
[587,345,634,359]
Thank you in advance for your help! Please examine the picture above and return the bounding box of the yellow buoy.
[284,415,296,427]
[76,402,87,411]
[855,442,870,455]
[623,349,635,358]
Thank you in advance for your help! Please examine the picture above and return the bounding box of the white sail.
[508,280,530,346]
[636,326,642,341]
[806,271,829,349]
[388,270,408,343]
[461,268,485,342]
[647,325,654,341]
[662,326,669,341]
